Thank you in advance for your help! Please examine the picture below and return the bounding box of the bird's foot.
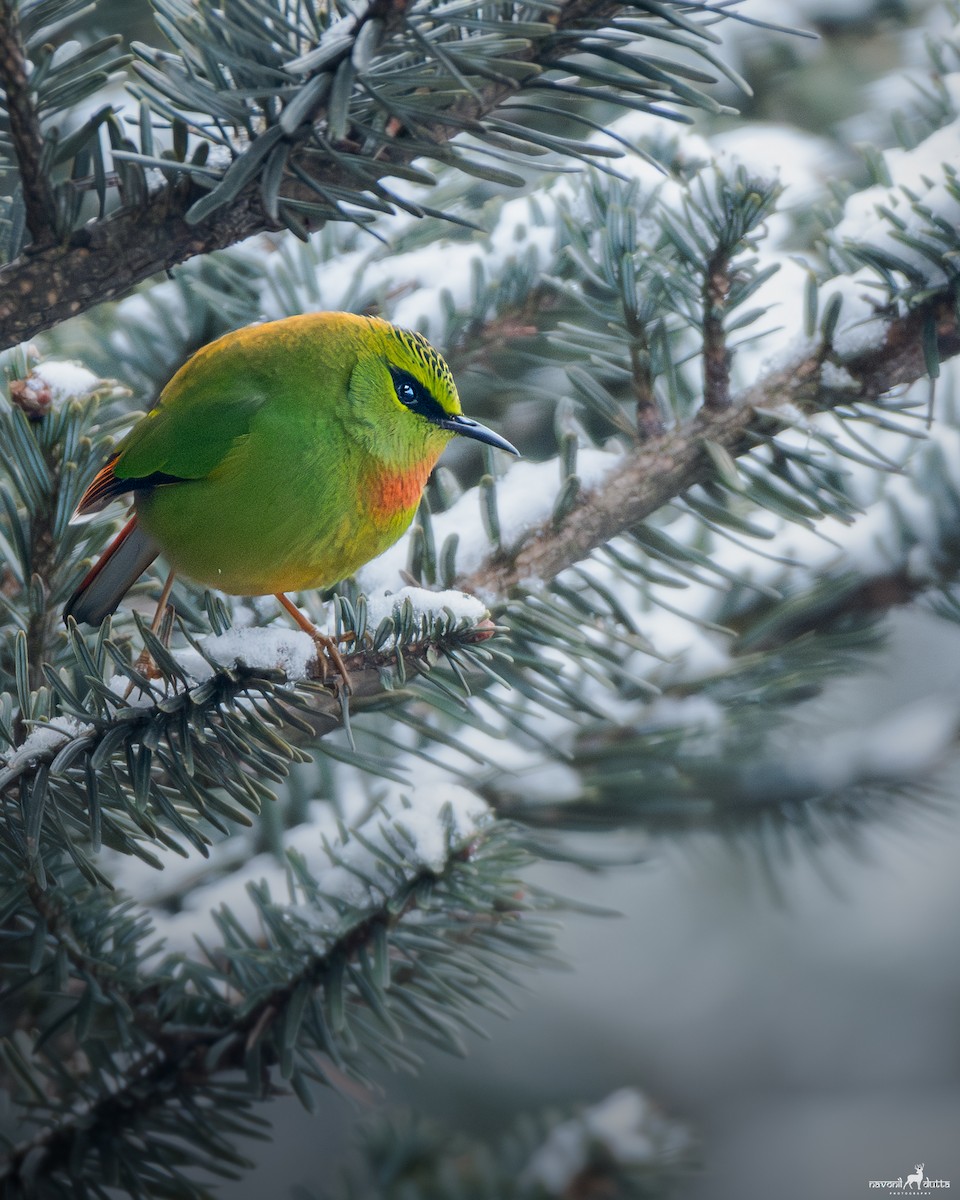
[126,604,175,696]
[312,630,352,695]
[125,648,162,698]
[274,593,351,694]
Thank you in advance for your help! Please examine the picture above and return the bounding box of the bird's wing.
[116,369,268,482]
[75,350,269,515]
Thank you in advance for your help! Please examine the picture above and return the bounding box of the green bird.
[65,313,518,644]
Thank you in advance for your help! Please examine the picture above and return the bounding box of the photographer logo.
[868,1164,951,1193]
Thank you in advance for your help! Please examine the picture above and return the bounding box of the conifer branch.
[0,0,57,245]
[0,182,265,352]
[0,825,541,1195]
[0,0,725,350]
[459,295,960,598]
[0,621,499,801]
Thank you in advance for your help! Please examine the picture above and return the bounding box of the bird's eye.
[393,371,427,410]
[389,366,447,421]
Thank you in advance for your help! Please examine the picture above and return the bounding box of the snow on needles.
[820,115,960,359]
[176,626,318,682]
[154,785,491,954]
[164,591,488,684]
[364,585,487,630]
[833,118,960,292]
[30,360,101,403]
[0,716,92,782]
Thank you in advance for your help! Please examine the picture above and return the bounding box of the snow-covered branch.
[0,803,550,1195]
[0,0,739,350]
[0,594,498,804]
[458,295,960,599]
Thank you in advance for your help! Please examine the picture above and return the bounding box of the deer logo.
[905,1164,925,1191]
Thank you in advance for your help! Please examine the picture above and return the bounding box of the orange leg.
[130,569,177,690]
[150,569,177,633]
[275,593,351,692]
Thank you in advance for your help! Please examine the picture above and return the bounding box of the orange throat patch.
[367,459,434,521]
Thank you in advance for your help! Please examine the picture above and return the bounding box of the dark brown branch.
[0,0,57,244]
[457,296,960,598]
[0,182,263,350]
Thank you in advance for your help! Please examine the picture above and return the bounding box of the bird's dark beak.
[439,413,519,456]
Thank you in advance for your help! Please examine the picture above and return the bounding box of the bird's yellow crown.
[390,326,458,410]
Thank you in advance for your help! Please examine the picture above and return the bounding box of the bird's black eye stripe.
[388,366,448,424]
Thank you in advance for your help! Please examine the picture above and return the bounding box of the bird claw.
[313,631,352,695]
[125,601,176,696]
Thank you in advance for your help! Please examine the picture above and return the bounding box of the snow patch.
[713,124,839,214]
[31,360,101,402]
[157,786,490,953]
[0,716,93,776]
[820,361,859,390]
[820,272,890,361]
[184,627,317,681]
[104,674,158,709]
[365,586,488,630]
[832,117,960,292]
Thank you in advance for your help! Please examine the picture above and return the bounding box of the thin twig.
[628,325,662,439]
[701,249,731,410]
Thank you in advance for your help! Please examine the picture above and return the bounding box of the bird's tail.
[65,516,161,626]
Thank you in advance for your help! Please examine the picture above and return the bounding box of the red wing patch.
[74,457,189,517]
[75,455,123,515]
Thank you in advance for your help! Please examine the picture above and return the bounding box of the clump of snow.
[713,124,839,215]
[365,586,488,630]
[30,361,100,403]
[156,785,490,953]
[819,271,890,360]
[832,118,960,294]
[730,255,813,385]
[0,716,93,779]
[168,591,486,686]
[180,627,318,682]
[104,674,159,709]
[330,784,488,888]
[522,1088,691,1193]
[171,648,214,684]
[820,361,859,390]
